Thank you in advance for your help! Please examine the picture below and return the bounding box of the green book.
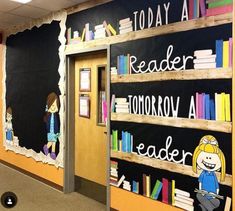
[150,180,161,199]
[208,0,232,8]
[113,130,118,151]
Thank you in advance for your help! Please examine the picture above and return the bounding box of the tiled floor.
[0,163,106,211]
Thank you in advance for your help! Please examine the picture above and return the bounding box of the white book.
[95,28,106,33]
[123,181,130,185]
[174,196,194,206]
[115,109,129,113]
[120,27,133,34]
[115,105,129,109]
[175,194,194,203]
[110,167,118,172]
[193,57,216,64]
[195,54,216,59]
[194,62,216,69]
[224,197,232,211]
[117,175,125,187]
[115,98,127,103]
[119,17,130,25]
[94,24,104,30]
[175,189,190,198]
[119,21,133,29]
[116,102,129,105]
[175,200,194,211]
[194,49,212,57]
[111,67,117,71]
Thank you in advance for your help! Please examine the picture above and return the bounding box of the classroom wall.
[0,43,63,186]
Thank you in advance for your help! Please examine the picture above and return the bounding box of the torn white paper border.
[2,10,67,168]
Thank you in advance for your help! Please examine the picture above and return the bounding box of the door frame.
[64,45,110,210]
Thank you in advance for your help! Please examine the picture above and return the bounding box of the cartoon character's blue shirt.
[198,170,219,199]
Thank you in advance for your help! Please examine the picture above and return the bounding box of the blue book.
[120,55,125,75]
[122,131,125,152]
[132,181,136,193]
[216,40,223,68]
[202,93,205,119]
[125,132,129,152]
[193,0,198,18]
[205,94,210,120]
[153,182,163,200]
[210,99,215,120]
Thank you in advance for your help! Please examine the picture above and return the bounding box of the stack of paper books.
[115,98,129,113]
[94,23,106,40]
[123,180,131,191]
[174,188,194,211]
[193,49,216,69]
[206,0,233,16]
[111,67,117,75]
[110,160,118,186]
[119,18,133,35]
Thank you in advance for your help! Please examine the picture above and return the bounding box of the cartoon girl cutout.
[192,135,226,211]
[6,107,14,145]
[43,92,60,160]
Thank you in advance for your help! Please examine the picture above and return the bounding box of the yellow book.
[146,175,150,197]
[224,197,232,211]
[119,140,122,152]
[221,92,226,121]
[223,41,229,68]
[172,180,175,206]
[81,27,86,42]
[107,24,117,36]
[225,94,231,122]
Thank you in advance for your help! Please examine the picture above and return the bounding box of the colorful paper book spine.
[154,182,163,200]
[223,41,229,68]
[162,178,169,204]
[146,175,151,198]
[210,99,215,120]
[196,92,199,118]
[205,94,210,120]
[206,4,233,16]
[122,131,125,152]
[225,94,231,122]
[208,0,232,8]
[151,180,161,199]
[168,181,172,205]
[202,93,205,119]
[221,92,226,121]
[194,0,199,18]
[112,130,118,151]
[143,174,146,196]
[199,0,206,16]
[172,180,175,205]
[215,93,218,120]
[216,39,223,68]
[107,24,117,36]
[189,0,194,19]
[229,37,233,67]
[81,27,86,42]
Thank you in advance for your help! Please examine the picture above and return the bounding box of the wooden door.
[74,51,107,186]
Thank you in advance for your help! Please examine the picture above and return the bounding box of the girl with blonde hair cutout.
[192,135,226,211]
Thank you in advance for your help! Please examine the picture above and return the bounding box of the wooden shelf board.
[111,68,232,83]
[111,113,232,133]
[65,13,232,54]
[111,151,232,187]
[111,185,183,211]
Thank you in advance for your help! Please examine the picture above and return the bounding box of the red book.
[199,0,206,17]
[206,4,233,16]
[162,178,169,204]
[189,0,194,19]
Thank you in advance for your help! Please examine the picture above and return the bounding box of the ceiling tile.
[28,0,78,11]
[0,0,21,12]
[0,12,31,25]
[10,5,49,19]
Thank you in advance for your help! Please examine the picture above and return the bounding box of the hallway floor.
[0,163,106,211]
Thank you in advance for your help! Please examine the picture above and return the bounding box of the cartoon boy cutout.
[43,92,60,160]
[6,107,14,145]
[192,135,225,211]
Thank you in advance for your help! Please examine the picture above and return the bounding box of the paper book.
[168,181,172,205]
[225,94,231,122]
[120,27,133,34]
[196,54,216,59]
[81,27,86,42]
[229,37,233,67]
[215,93,219,120]
[146,175,151,197]
[116,102,129,106]
[107,24,117,36]
[216,40,223,68]
[193,57,216,63]
[110,176,118,181]
[194,49,212,57]
[194,0,199,18]
[198,93,203,119]
[216,93,223,121]
[196,92,199,118]
[208,0,232,8]
[119,140,122,152]
[151,180,161,199]
[202,93,205,119]
[223,40,229,68]
[130,135,133,153]
[119,17,131,25]
[115,98,127,103]
[67,27,71,44]
[175,194,195,203]
[162,178,169,204]
[172,180,175,205]
[119,21,133,29]
[210,99,215,120]
[110,94,115,112]
[221,93,226,121]
[115,108,129,113]
[205,94,210,120]
[189,0,194,19]
[117,175,125,187]
[154,181,163,200]
[224,196,232,211]
[206,4,233,16]
[103,20,112,37]
[175,200,194,211]
[175,189,190,198]
[110,167,118,172]
[199,0,206,16]
[115,105,129,109]
[194,62,216,69]
[95,27,106,34]
[143,174,146,196]
[174,196,194,206]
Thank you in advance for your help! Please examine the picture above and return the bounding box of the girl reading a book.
[6,107,14,144]
[192,135,225,211]
[43,92,60,160]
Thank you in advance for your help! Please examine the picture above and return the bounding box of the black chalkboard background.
[6,21,61,154]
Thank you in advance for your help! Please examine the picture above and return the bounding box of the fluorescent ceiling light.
[10,0,32,3]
